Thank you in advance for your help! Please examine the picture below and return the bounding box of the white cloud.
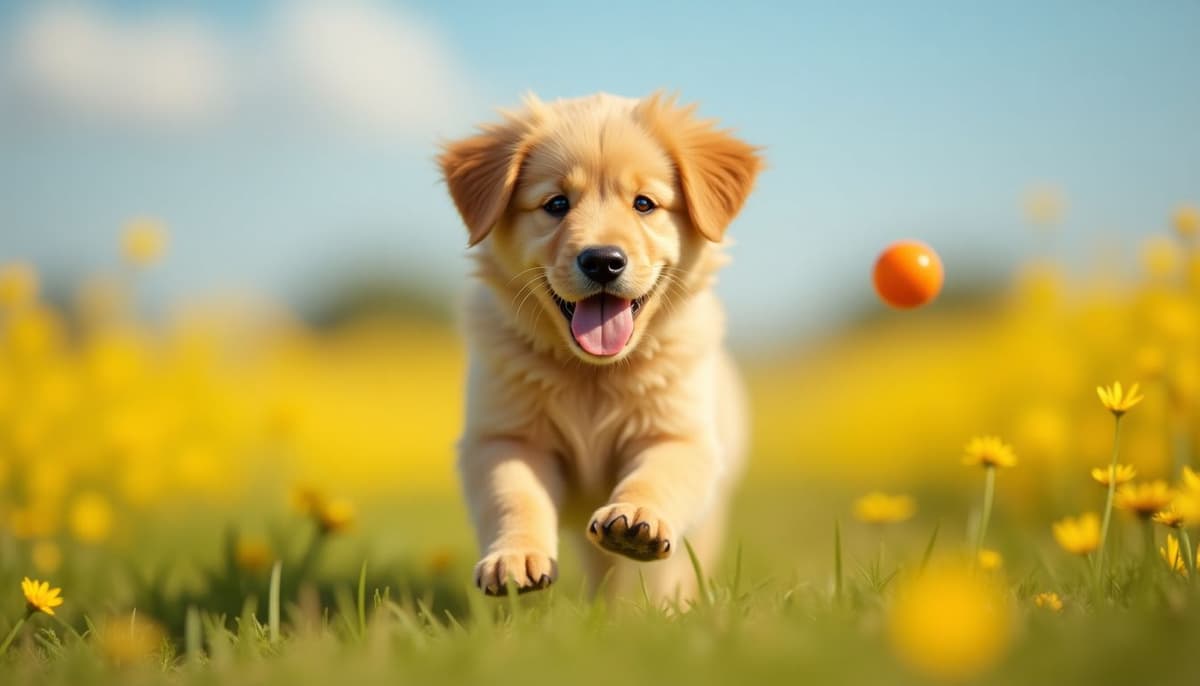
[11,3,230,126]
[5,1,471,138]
[274,1,467,136]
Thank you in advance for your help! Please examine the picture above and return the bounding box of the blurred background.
[0,0,1198,612]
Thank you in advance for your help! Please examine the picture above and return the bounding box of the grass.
[2,482,1199,686]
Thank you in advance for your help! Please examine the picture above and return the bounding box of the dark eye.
[633,195,656,214]
[543,195,570,217]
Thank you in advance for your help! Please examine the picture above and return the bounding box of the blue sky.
[2,1,1197,341]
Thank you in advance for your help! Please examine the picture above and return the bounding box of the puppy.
[439,93,762,600]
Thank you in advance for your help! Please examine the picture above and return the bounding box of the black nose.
[577,246,627,284]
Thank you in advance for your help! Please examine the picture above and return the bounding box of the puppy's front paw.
[586,503,674,561]
[473,549,557,596]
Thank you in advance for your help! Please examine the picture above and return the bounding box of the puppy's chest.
[530,375,687,494]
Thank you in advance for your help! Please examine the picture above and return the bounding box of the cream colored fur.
[439,92,762,601]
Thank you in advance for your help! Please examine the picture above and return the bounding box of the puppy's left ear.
[438,110,537,246]
[637,94,764,242]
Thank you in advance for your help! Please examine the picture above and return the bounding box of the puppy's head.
[440,93,762,364]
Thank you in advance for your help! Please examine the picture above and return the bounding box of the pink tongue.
[570,294,634,356]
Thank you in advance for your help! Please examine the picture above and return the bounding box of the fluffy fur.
[439,92,762,600]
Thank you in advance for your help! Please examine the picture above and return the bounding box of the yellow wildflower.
[1115,481,1175,519]
[0,262,38,309]
[853,492,916,525]
[1172,491,1200,527]
[1052,513,1100,556]
[1174,204,1199,240]
[1182,466,1200,492]
[977,549,1003,572]
[1091,464,1137,487]
[21,577,64,616]
[887,563,1012,682]
[1152,508,1185,529]
[1096,381,1144,417]
[235,537,274,574]
[1033,592,1063,613]
[120,218,168,267]
[1160,534,1190,576]
[962,436,1017,469]
[316,498,356,534]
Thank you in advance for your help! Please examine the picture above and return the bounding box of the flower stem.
[1095,415,1123,579]
[0,615,27,655]
[975,466,996,560]
[1181,528,1196,579]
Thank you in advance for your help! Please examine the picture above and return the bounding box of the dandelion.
[977,549,1003,572]
[1033,592,1064,613]
[1115,481,1175,519]
[20,577,63,616]
[1,578,65,655]
[235,536,274,574]
[963,436,1015,560]
[1053,513,1101,557]
[315,498,355,534]
[853,492,916,525]
[1160,534,1190,577]
[120,218,168,267]
[1096,381,1144,417]
[887,563,1013,682]
[1095,382,1143,577]
[962,436,1018,469]
[1091,464,1137,487]
[1152,508,1185,529]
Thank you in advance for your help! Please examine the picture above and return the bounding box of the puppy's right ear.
[438,113,534,246]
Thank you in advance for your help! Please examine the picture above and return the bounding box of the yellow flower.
[977,549,1003,572]
[1160,534,1190,577]
[120,218,168,267]
[1174,204,1199,240]
[1052,513,1100,556]
[1172,490,1200,527]
[1096,381,1144,417]
[1115,481,1175,519]
[21,577,64,616]
[1182,466,1200,492]
[0,262,38,309]
[853,492,916,525]
[1091,464,1137,487]
[962,436,1017,469]
[316,498,356,534]
[235,537,274,574]
[1152,507,1185,529]
[887,563,1013,682]
[1033,592,1063,613]
[69,492,114,544]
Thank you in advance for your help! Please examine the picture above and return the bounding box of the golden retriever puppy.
[439,92,761,600]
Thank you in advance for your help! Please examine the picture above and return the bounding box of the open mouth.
[550,288,653,357]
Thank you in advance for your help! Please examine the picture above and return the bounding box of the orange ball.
[873,240,944,309]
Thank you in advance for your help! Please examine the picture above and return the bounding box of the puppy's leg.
[460,439,562,595]
[585,439,717,563]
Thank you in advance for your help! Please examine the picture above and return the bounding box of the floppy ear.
[438,112,536,246]
[636,94,764,242]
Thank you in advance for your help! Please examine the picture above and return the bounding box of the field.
[1,210,1199,685]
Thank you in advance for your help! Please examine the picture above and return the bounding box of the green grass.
[2,481,1199,686]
